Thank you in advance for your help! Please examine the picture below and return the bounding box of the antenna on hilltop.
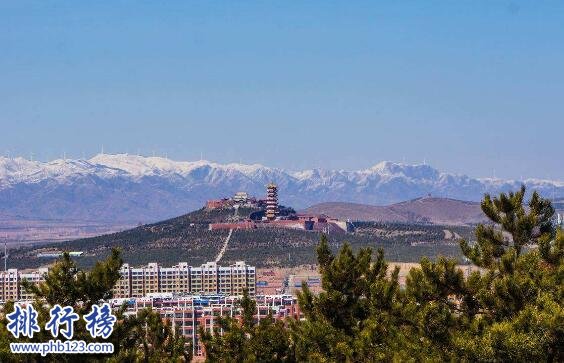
[101,145,105,155]
[3,240,8,272]
[200,151,203,161]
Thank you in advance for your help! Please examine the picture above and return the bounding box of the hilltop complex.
[207,183,353,233]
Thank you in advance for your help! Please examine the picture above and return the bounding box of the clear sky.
[1,1,563,180]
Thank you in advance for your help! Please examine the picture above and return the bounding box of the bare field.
[0,218,134,247]
[257,262,480,295]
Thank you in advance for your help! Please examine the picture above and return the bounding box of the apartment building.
[143,262,160,296]
[159,262,191,294]
[114,263,132,298]
[232,261,256,296]
[120,262,191,298]
[112,261,256,299]
[190,265,203,294]
[109,294,300,357]
[0,261,255,302]
[0,268,48,302]
[201,262,218,295]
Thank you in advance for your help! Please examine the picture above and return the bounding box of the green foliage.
[109,307,192,362]
[22,248,123,311]
[461,186,554,265]
[292,187,563,361]
[0,249,123,362]
[199,289,293,362]
[0,248,192,362]
[11,209,474,270]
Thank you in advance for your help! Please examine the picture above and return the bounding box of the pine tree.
[109,307,192,362]
[0,249,124,362]
[199,289,293,362]
[453,187,563,361]
[0,249,193,362]
[292,235,408,361]
[293,187,563,362]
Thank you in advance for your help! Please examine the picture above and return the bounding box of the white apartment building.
[0,267,48,302]
[112,261,256,298]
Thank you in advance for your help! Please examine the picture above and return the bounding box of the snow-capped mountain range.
[0,154,562,223]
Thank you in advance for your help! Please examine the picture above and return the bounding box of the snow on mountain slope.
[0,157,124,186]
[88,154,278,178]
[0,154,562,222]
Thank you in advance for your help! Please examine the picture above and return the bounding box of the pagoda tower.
[265,183,278,220]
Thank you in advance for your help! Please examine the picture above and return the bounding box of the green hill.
[9,207,475,269]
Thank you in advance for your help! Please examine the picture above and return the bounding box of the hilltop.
[303,197,486,225]
[8,204,475,270]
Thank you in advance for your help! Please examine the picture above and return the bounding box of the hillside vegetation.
[9,206,474,269]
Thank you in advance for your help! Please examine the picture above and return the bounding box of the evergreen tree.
[199,289,293,362]
[293,187,563,362]
[452,187,563,361]
[292,235,409,361]
[109,307,192,362]
[0,249,124,362]
[0,249,192,362]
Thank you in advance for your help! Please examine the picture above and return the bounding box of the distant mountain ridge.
[0,154,562,223]
[303,197,487,225]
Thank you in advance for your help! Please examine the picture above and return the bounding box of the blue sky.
[1,1,563,180]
